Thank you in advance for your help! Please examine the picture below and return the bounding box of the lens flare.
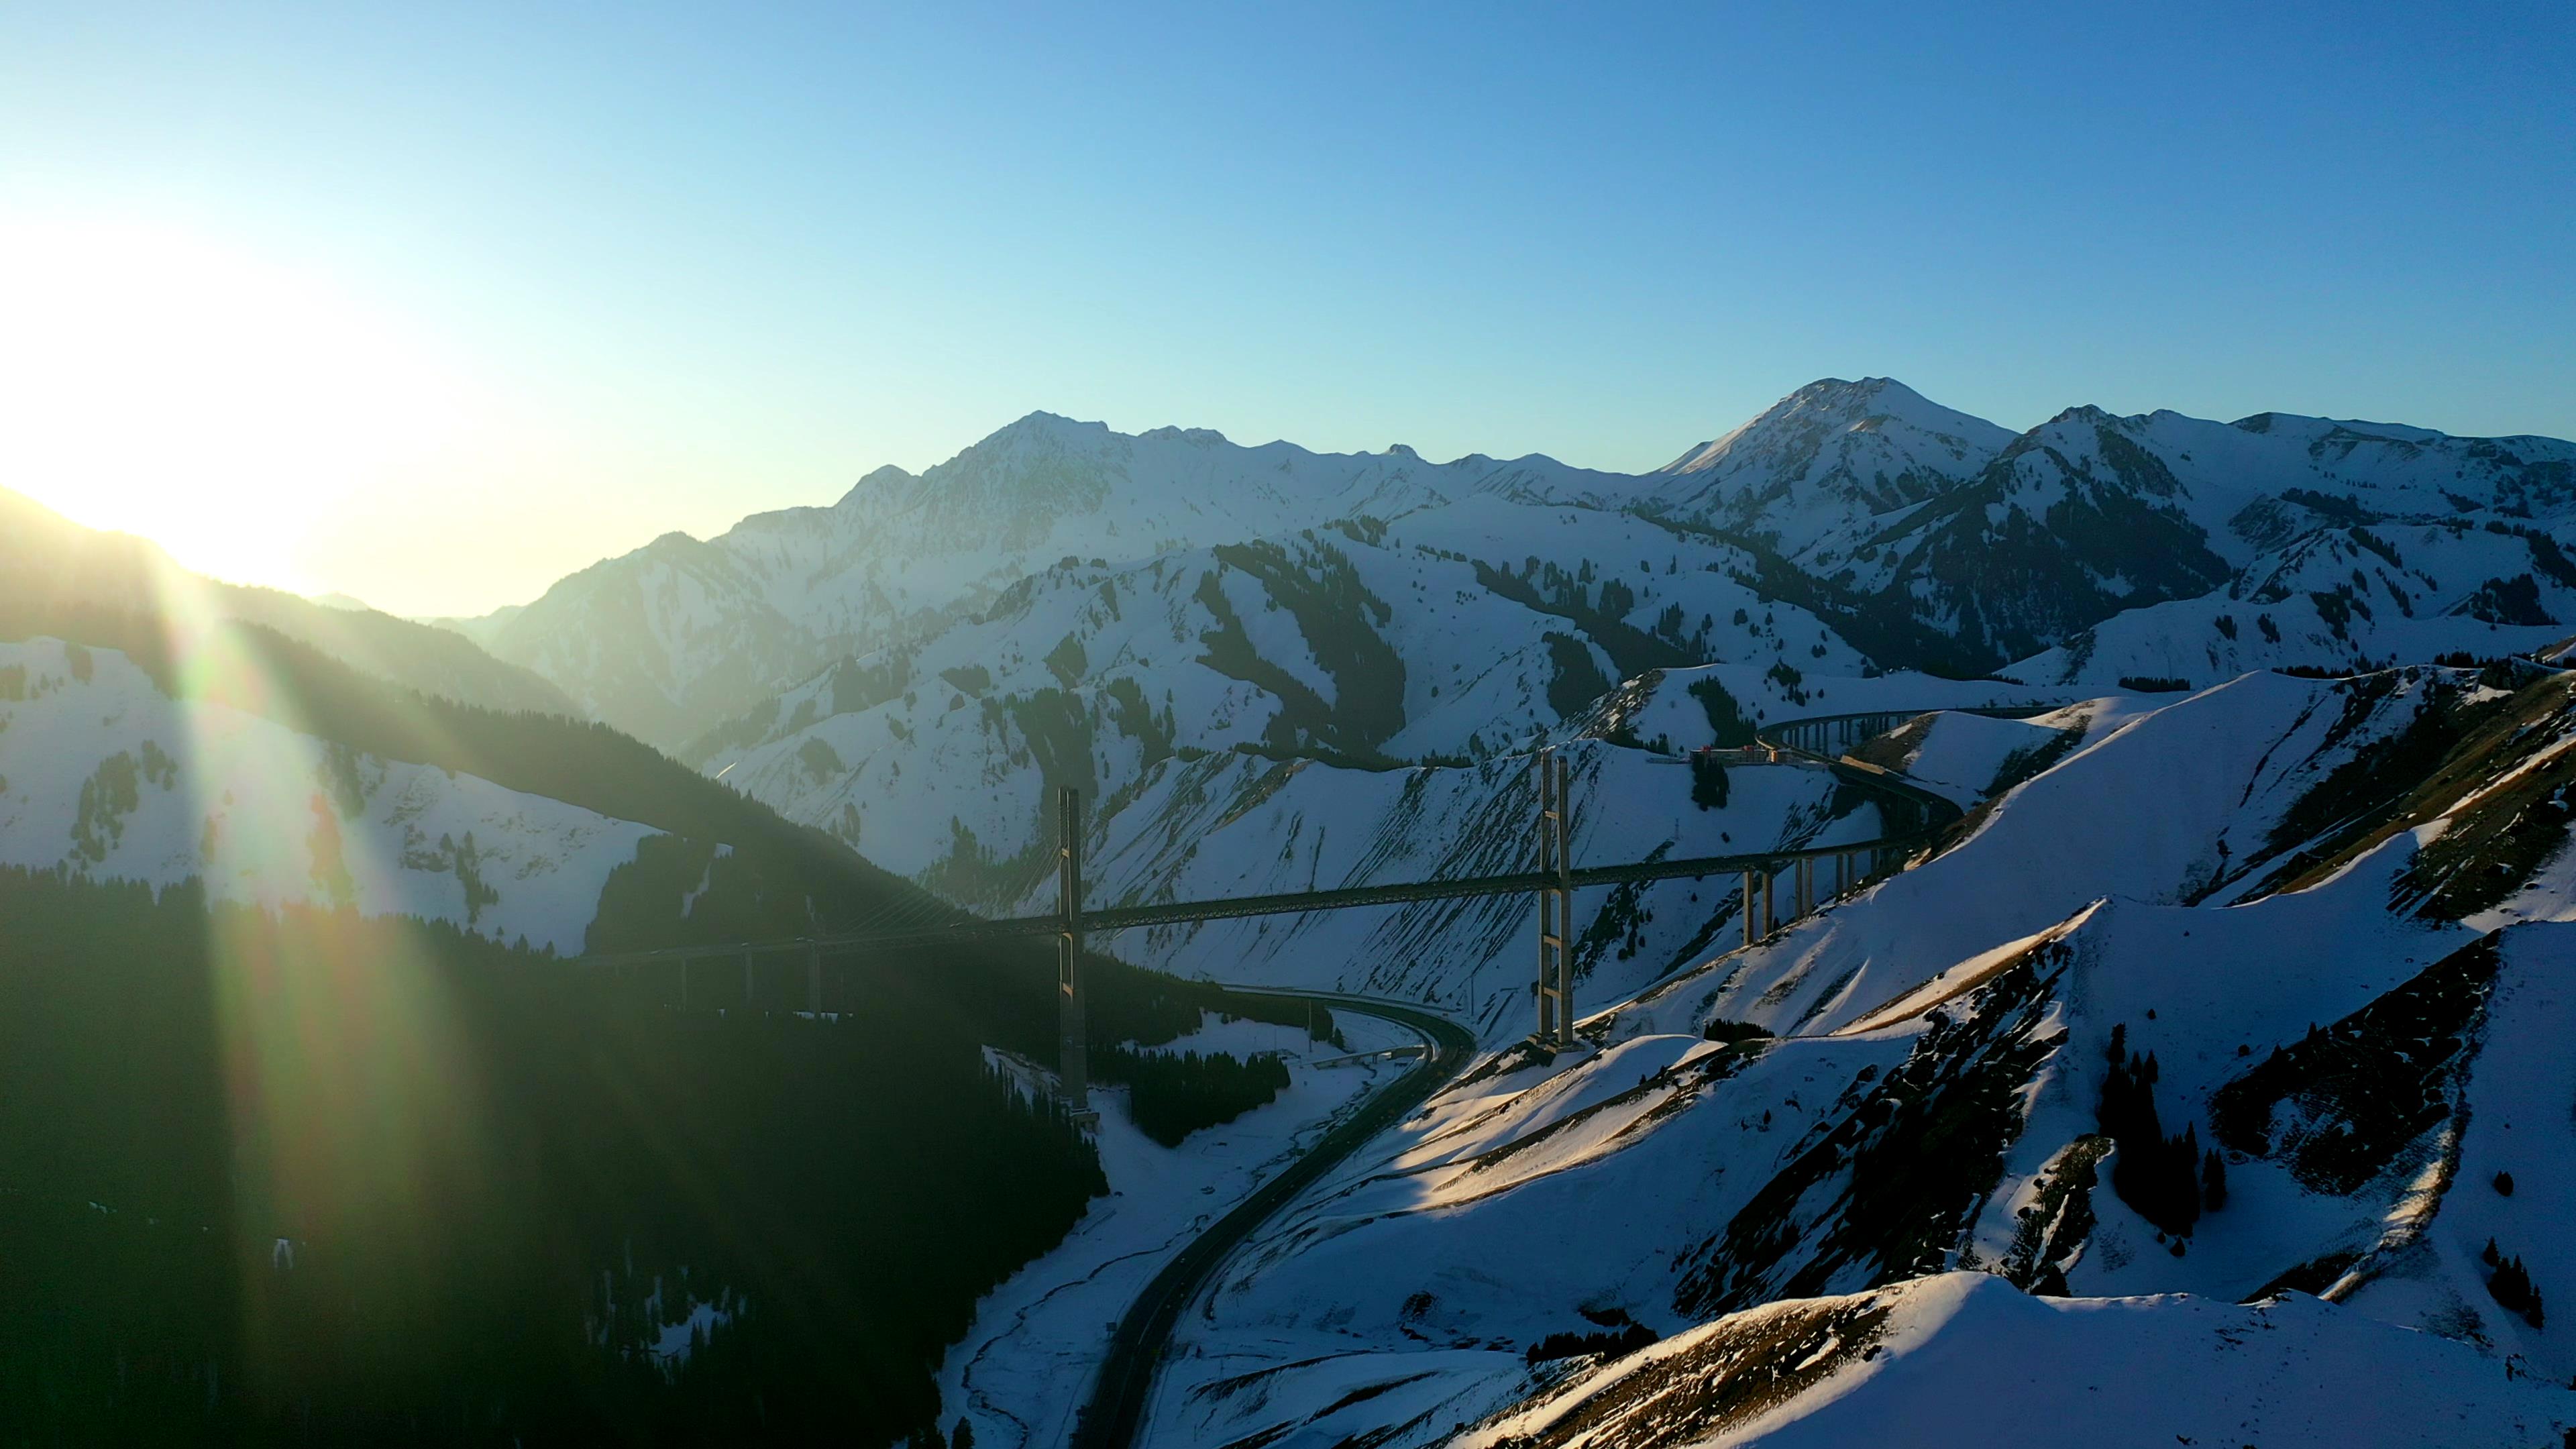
[123,563,513,1393]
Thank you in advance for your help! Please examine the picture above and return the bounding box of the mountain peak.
[1140,425,1230,447]
[833,464,915,510]
[1660,377,2010,477]
[998,409,1109,441]
[1788,375,1915,405]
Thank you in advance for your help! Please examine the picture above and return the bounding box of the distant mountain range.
[451,378,2576,744]
[402,380,2575,942]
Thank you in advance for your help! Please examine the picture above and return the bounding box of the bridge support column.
[1742,870,1758,949]
[1762,870,1776,938]
[1058,786,1095,1122]
[1796,857,1813,917]
[807,945,822,1014]
[1534,749,1576,1049]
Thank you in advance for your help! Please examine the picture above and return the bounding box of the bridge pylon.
[1057,785,1097,1124]
[1533,749,1576,1049]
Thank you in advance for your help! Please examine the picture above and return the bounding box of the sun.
[0,219,474,596]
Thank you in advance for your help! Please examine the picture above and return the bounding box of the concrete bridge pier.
[1534,749,1576,1049]
[807,945,823,1014]
[1742,870,1759,948]
[1057,786,1094,1120]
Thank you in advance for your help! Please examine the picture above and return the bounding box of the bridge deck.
[570,714,1985,971]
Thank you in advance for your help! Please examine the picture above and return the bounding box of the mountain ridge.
[447,380,2576,752]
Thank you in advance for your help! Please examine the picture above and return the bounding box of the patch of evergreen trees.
[1689,751,1731,810]
[2482,1240,2546,1328]
[1090,1046,1292,1147]
[1688,676,1756,747]
[1523,1322,1656,1365]
[2097,1024,2226,1238]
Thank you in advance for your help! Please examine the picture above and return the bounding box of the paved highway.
[1066,991,1477,1449]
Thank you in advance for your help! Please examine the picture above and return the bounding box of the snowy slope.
[1133,664,2576,1445]
[2015,519,2576,687]
[0,637,656,951]
[1682,669,2457,1037]
[1460,1273,2574,1449]
[2338,922,2576,1385]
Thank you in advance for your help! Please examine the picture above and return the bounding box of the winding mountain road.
[1067,991,1477,1449]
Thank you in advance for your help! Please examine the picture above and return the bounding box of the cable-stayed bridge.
[570,706,2008,1110]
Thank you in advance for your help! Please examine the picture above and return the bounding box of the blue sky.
[3,1,2570,614]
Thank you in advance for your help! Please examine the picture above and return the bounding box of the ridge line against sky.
[1,1,2569,618]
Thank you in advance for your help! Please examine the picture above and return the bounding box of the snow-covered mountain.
[1644,376,2017,553]
[1834,403,2576,665]
[465,417,1644,748]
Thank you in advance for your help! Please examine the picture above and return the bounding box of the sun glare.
[0,219,476,597]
